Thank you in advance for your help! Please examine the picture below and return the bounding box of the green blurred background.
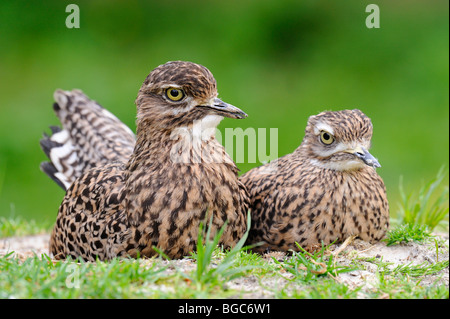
[0,0,448,225]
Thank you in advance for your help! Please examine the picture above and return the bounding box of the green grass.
[273,242,356,282]
[370,274,449,299]
[396,167,449,231]
[360,254,449,278]
[176,212,260,294]
[383,168,449,246]
[384,223,433,246]
[275,278,361,299]
[0,233,448,299]
[0,252,169,298]
[387,260,449,278]
[0,215,51,238]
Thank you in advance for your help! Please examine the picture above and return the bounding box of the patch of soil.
[0,234,50,262]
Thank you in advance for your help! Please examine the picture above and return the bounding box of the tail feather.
[40,162,68,190]
[40,131,63,159]
[49,125,62,134]
[40,89,136,190]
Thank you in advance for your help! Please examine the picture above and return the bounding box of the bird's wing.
[40,89,136,190]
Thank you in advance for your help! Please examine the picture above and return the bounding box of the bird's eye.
[320,131,335,145]
[165,88,185,101]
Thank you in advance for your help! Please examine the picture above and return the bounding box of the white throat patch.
[169,115,224,164]
[309,158,365,171]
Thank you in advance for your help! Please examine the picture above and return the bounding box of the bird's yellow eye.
[320,131,335,145]
[165,88,185,101]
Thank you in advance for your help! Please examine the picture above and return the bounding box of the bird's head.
[302,109,381,171]
[135,61,247,131]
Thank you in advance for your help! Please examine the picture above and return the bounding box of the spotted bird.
[41,61,249,261]
[240,109,390,252]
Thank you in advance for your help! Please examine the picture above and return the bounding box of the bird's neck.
[125,117,234,174]
[124,120,171,169]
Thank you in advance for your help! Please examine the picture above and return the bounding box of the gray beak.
[354,147,381,168]
[198,98,248,119]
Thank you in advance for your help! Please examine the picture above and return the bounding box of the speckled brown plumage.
[47,61,249,261]
[241,109,389,252]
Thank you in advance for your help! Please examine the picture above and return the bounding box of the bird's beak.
[198,98,248,119]
[344,146,381,168]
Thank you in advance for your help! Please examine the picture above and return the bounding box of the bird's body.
[241,109,389,252]
[44,61,249,261]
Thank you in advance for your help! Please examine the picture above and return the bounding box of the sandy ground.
[1,232,448,298]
